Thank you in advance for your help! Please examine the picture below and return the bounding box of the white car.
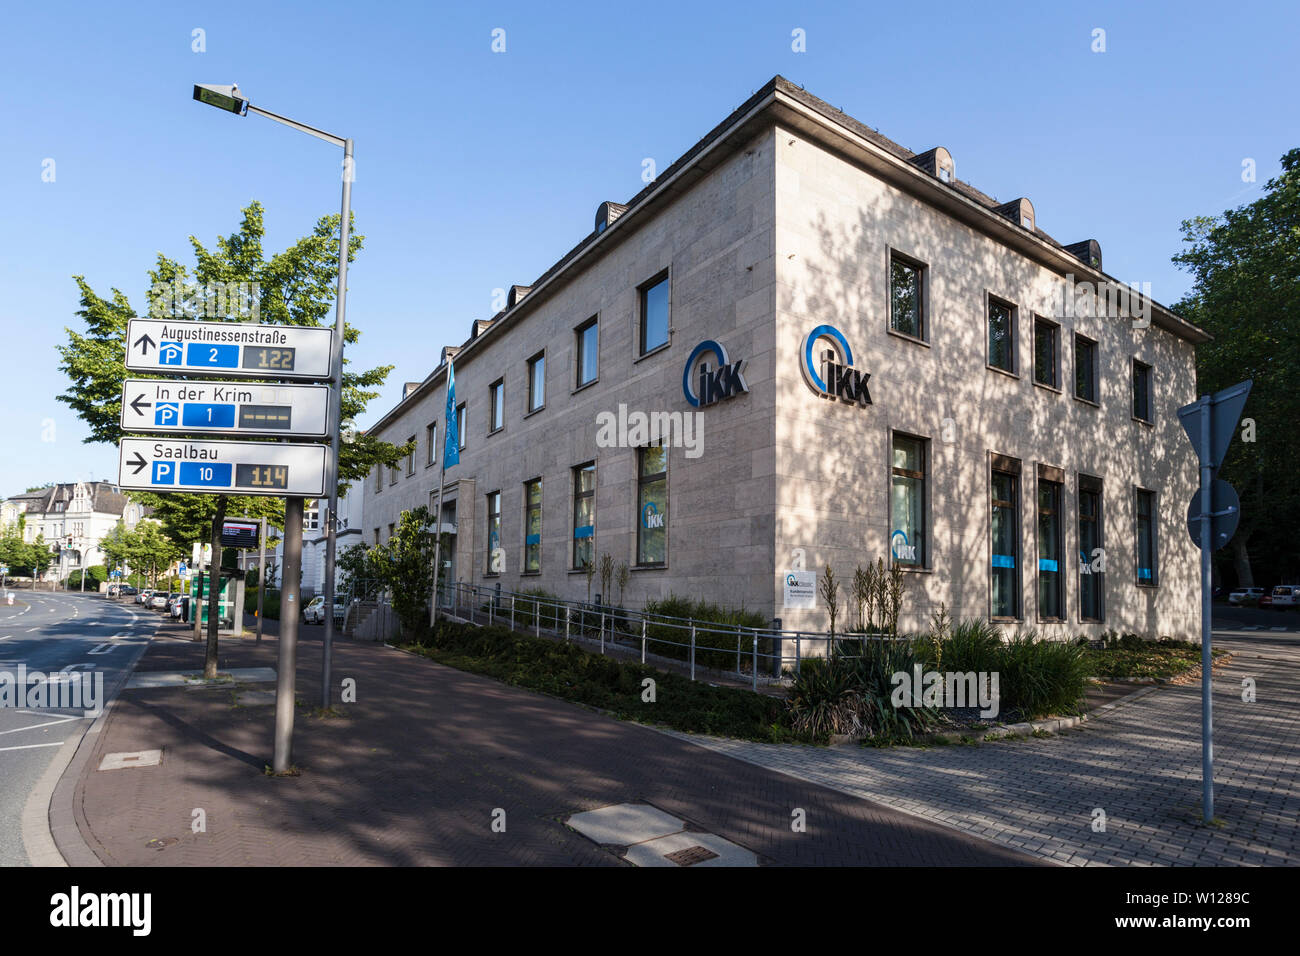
[1228,587,1265,606]
[149,591,171,610]
[302,596,326,624]
[1271,586,1299,610]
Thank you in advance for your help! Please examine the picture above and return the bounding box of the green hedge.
[244,587,281,621]
[401,618,792,742]
[638,594,772,672]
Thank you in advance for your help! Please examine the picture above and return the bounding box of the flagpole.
[430,359,456,627]
[430,460,447,626]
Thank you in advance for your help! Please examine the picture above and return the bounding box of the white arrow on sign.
[124,318,334,381]
[119,379,330,437]
[117,438,328,497]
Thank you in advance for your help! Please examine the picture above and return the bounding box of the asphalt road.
[0,590,156,866]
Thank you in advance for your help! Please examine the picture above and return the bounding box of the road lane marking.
[0,742,67,752]
[0,715,78,735]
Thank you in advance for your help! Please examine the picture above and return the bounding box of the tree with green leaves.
[369,507,438,635]
[1172,148,1300,587]
[56,201,410,675]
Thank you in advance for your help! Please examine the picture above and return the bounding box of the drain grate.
[664,845,719,866]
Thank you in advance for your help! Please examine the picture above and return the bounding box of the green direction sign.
[190,575,236,629]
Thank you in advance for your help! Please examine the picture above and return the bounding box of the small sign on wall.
[783,570,816,609]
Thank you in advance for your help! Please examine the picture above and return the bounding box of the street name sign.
[119,378,330,437]
[118,438,327,497]
[124,318,334,380]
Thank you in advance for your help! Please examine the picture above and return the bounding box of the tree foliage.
[367,507,438,634]
[54,201,411,542]
[1172,148,1300,584]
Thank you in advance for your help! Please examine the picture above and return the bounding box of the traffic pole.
[256,516,267,643]
[1199,397,1214,823]
[274,497,304,772]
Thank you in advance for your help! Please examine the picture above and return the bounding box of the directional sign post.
[118,438,328,497]
[125,318,334,380]
[120,379,331,437]
[1177,379,1251,824]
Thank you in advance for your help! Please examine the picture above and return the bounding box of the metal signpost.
[1177,379,1251,824]
[119,379,330,437]
[119,309,336,776]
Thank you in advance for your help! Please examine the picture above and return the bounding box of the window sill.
[891,564,932,573]
[634,342,671,365]
[1073,395,1100,408]
[520,570,541,577]
[990,616,1022,624]
[1033,380,1062,395]
[886,328,930,348]
[631,564,666,572]
[1131,416,1154,427]
[426,461,438,469]
[986,364,1019,380]
[1135,581,1160,589]
[572,378,599,395]
[523,405,545,420]
[487,426,504,437]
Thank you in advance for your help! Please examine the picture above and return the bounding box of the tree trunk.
[204,497,227,679]
[1232,534,1254,589]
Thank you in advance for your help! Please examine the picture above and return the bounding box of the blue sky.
[1,0,1294,495]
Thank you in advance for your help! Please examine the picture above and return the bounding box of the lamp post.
[194,82,352,733]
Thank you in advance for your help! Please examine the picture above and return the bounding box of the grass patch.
[400,619,794,743]
[1083,637,1221,681]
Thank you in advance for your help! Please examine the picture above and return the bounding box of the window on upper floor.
[639,272,670,355]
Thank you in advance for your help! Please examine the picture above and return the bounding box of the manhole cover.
[145,837,178,850]
[664,845,719,866]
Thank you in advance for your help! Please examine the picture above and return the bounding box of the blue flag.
[443,360,459,468]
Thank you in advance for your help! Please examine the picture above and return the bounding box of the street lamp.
[194,82,353,734]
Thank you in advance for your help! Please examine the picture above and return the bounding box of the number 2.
[209,348,219,363]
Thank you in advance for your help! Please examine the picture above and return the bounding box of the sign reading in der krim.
[119,379,330,437]
[124,318,334,380]
[117,438,327,497]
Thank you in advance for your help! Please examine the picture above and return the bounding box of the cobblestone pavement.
[659,641,1300,866]
[70,626,1035,866]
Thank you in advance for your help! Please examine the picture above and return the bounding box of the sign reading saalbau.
[124,318,334,380]
[117,438,327,497]
[800,325,872,407]
[119,379,330,437]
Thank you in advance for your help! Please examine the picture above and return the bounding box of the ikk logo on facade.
[801,325,872,407]
[682,339,748,408]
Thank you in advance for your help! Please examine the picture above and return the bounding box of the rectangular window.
[489,379,504,432]
[486,491,501,574]
[406,436,416,476]
[457,403,467,450]
[1135,488,1158,586]
[639,273,670,355]
[637,446,667,566]
[576,317,598,387]
[991,461,1021,620]
[988,296,1016,373]
[1034,318,1059,389]
[1075,335,1098,403]
[373,528,380,546]
[389,462,399,485]
[524,478,542,573]
[527,353,545,412]
[1079,476,1104,621]
[1133,360,1153,422]
[890,434,926,568]
[1037,476,1063,620]
[375,466,382,493]
[889,254,926,341]
[426,422,437,466]
[572,462,595,569]
[387,522,394,541]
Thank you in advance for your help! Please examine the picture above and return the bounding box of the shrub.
[995,632,1090,718]
[641,593,770,671]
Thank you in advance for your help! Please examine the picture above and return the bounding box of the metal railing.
[438,581,900,690]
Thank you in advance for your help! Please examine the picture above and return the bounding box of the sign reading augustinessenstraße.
[117,438,328,497]
[124,318,334,380]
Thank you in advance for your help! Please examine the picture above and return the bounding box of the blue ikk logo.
[642,502,665,529]
[800,325,872,407]
[158,342,184,365]
[891,530,916,562]
[786,573,798,587]
[682,339,748,408]
[155,403,179,426]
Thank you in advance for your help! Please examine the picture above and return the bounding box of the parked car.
[302,596,326,624]
[121,585,139,595]
[1259,593,1274,609]
[149,591,171,610]
[1228,587,1265,606]
[106,584,121,597]
[136,589,152,605]
[1270,586,1299,610]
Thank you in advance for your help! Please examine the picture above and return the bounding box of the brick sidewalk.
[70,625,1036,866]
[658,653,1300,866]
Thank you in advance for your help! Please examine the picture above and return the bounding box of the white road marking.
[0,715,78,735]
[0,742,67,752]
